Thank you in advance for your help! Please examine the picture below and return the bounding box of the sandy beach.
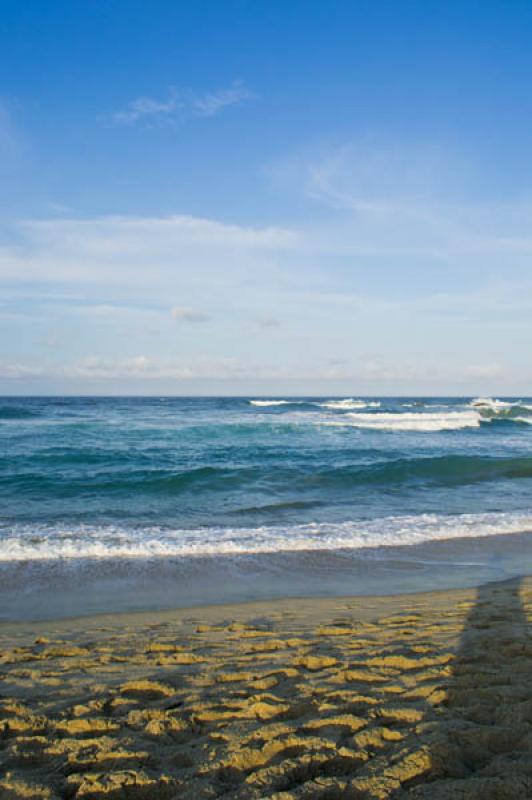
[1,576,531,799]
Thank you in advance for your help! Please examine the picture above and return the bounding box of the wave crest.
[1,510,530,562]
[250,400,293,407]
[329,410,481,432]
[470,397,532,419]
[318,399,381,410]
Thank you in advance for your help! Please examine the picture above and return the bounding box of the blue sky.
[1,0,532,395]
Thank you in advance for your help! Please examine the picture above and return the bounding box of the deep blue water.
[1,395,532,618]
[1,394,532,552]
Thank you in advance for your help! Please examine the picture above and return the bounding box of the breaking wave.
[317,399,381,410]
[250,400,295,407]
[327,410,482,432]
[470,397,532,417]
[250,398,382,411]
[1,510,531,562]
[248,397,532,431]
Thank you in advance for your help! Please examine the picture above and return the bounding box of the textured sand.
[1,576,532,799]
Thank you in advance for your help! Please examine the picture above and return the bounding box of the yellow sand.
[1,576,531,799]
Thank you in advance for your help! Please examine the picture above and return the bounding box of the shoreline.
[1,573,522,634]
[2,529,532,623]
[2,576,531,798]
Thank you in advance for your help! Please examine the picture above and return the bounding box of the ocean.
[1,395,532,619]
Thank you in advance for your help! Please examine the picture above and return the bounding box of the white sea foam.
[319,399,381,410]
[327,410,482,432]
[469,397,532,414]
[470,397,513,410]
[469,397,532,422]
[1,511,531,563]
[250,400,293,407]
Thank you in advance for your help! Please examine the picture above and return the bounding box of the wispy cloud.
[191,84,255,117]
[0,354,514,388]
[110,93,181,126]
[0,214,298,285]
[171,306,210,323]
[254,314,281,329]
[462,363,504,380]
[0,356,256,382]
[107,82,255,127]
[2,139,532,393]
[266,141,532,280]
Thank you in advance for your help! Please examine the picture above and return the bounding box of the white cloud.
[462,363,504,380]
[0,354,516,387]
[2,140,532,393]
[192,83,255,117]
[171,306,210,323]
[0,214,299,286]
[266,143,532,273]
[108,82,254,127]
[110,92,181,126]
[75,304,133,317]
[0,356,255,382]
[254,315,281,329]
[0,362,47,380]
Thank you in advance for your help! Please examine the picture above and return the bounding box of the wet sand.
[1,576,532,799]
[4,530,532,622]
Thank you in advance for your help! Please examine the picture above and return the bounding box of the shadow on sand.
[405,576,532,799]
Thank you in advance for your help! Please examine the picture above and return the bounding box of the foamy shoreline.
[2,528,532,623]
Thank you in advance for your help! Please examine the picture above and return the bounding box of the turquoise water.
[1,395,532,618]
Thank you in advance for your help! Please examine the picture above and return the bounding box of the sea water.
[1,395,531,619]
